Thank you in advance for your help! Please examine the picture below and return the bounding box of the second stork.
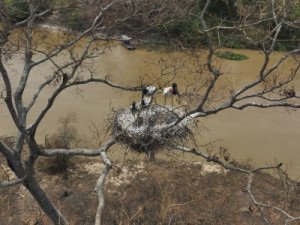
[163,83,180,107]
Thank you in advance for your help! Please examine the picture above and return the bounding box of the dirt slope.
[0,156,299,225]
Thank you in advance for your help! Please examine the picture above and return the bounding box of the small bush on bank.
[215,51,249,61]
[59,7,83,30]
[44,112,79,172]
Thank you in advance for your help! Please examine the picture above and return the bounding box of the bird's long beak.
[177,90,181,98]
[174,86,180,98]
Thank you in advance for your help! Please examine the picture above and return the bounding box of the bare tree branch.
[232,102,300,110]
[0,177,25,187]
[172,145,249,174]
[40,138,116,157]
[94,143,114,225]
[0,56,22,131]
[0,140,14,159]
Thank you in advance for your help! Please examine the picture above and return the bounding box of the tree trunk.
[25,138,69,225]
[6,150,68,225]
[24,174,68,225]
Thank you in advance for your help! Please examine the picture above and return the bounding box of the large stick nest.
[110,100,194,155]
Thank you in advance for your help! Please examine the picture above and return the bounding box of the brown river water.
[1,29,299,179]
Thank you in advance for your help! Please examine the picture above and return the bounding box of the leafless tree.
[0,1,186,224]
[0,0,300,224]
[0,0,151,224]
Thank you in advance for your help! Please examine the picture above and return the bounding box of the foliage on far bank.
[3,0,53,22]
[160,0,300,50]
[159,0,238,47]
[2,0,299,50]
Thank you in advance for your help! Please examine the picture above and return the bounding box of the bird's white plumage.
[143,86,158,97]
[163,87,174,106]
[163,83,180,106]
[163,87,173,97]
[148,86,158,94]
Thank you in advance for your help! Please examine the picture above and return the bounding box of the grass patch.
[215,51,249,61]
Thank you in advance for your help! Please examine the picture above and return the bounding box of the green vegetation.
[4,0,29,22]
[160,17,205,46]
[60,7,83,30]
[215,51,249,61]
[3,0,53,22]
[161,0,299,50]
[2,0,299,49]
[2,0,87,30]
[161,0,241,47]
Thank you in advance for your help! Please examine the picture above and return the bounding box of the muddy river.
[0,30,299,179]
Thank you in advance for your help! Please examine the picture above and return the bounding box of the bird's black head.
[172,83,180,97]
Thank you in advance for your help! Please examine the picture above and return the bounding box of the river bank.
[37,20,170,47]
[1,153,299,225]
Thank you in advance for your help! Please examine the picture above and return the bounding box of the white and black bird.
[140,98,150,114]
[142,86,158,103]
[163,83,180,107]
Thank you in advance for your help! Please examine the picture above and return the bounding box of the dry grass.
[1,155,300,225]
[104,161,300,225]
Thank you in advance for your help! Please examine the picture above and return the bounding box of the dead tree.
[0,1,187,224]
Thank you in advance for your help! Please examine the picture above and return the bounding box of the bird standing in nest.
[163,83,180,107]
[130,101,137,113]
[130,99,149,118]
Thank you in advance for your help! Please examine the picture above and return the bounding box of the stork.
[163,83,180,107]
[142,86,157,104]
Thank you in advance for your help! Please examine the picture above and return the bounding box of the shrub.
[58,2,83,30]
[44,112,78,172]
[4,0,53,22]
[215,51,249,61]
[4,0,29,22]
